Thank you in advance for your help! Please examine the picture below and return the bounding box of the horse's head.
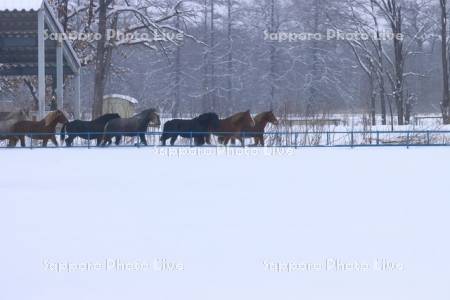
[55,110,69,124]
[197,113,220,130]
[44,110,68,126]
[265,111,279,125]
[140,109,161,127]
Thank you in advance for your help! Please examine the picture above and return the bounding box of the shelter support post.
[37,8,46,119]
[74,71,81,119]
[56,41,64,110]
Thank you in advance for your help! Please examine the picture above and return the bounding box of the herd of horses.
[0,109,279,148]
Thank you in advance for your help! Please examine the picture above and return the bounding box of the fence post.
[406,132,410,149]
[190,132,193,147]
[427,131,430,145]
[88,132,91,149]
[30,134,33,150]
[351,131,354,148]
[326,132,330,146]
[295,133,298,149]
[376,131,380,145]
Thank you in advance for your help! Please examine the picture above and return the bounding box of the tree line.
[2,0,450,126]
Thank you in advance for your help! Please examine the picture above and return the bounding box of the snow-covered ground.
[1,147,449,300]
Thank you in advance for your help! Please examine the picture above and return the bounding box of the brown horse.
[209,111,255,146]
[228,111,279,146]
[10,110,69,147]
[0,110,29,144]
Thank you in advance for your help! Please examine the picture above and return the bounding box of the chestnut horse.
[228,111,279,146]
[10,110,69,147]
[209,110,255,146]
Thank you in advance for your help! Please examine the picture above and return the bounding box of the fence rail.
[2,130,450,149]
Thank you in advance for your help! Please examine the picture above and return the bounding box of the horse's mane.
[229,111,250,124]
[134,109,156,119]
[254,111,270,124]
[94,113,119,122]
[196,112,217,120]
[44,111,60,126]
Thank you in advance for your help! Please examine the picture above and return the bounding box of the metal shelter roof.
[0,0,81,119]
[0,0,81,76]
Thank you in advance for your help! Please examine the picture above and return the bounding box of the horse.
[60,113,121,147]
[0,110,29,144]
[209,110,255,146]
[10,110,68,147]
[101,109,160,146]
[160,113,220,146]
[226,111,279,146]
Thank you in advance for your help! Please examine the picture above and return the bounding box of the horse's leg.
[7,137,14,147]
[259,135,265,146]
[51,136,59,147]
[96,137,102,147]
[42,139,48,147]
[101,135,109,146]
[160,133,172,146]
[19,136,26,147]
[194,136,205,146]
[7,137,17,147]
[140,133,148,146]
[223,136,230,146]
[160,135,167,146]
[115,135,122,146]
[237,137,245,147]
[170,136,177,146]
[230,137,236,145]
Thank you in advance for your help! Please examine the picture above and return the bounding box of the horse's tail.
[60,123,67,143]
[101,123,110,145]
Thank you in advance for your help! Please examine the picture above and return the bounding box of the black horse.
[102,109,160,146]
[60,113,121,147]
[160,113,220,146]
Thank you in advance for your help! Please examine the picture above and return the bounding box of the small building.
[103,94,138,118]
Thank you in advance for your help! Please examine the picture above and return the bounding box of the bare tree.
[440,0,450,123]
[373,0,406,125]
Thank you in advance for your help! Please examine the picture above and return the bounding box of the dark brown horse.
[228,111,279,146]
[209,111,255,146]
[10,110,69,147]
[0,110,29,144]
[101,109,160,146]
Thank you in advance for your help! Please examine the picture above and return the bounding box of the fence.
[2,130,450,149]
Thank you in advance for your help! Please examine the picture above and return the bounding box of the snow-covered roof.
[0,0,43,11]
[103,94,139,104]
